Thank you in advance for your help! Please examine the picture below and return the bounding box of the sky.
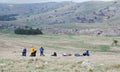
[0,0,115,4]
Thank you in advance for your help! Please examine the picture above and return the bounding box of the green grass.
[99,45,110,52]
[0,33,119,52]
[0,29,14,34]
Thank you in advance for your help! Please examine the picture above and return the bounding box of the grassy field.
[0,33,120,72]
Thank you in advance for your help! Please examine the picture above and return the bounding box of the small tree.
[112,40,118,46]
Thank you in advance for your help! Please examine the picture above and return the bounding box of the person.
[86,50,90,56]
[32,50,37,57]
[39,47,45,56]
[22,48,27,56]
[83,50,90,56]
[51,52,57,56]
[83,52,87,56]
[30,46,35,57]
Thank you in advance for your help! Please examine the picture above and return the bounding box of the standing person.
[22,48,27,56]
[30,46,35,57]
[39,47,45,56]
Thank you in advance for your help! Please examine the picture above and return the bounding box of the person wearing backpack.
[39,47,45,56]
[30,46,35,57]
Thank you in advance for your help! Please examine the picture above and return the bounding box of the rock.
[81,60,94,69]
[45,61,48,65]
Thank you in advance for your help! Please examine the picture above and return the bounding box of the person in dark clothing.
[83,50,90,56]
[30,46,37,57]
[86,50,90,56]
[51,52,57,56]
[83,52,86,56]
[31,50,37,57]
[39,47,45,56]
[22,48,27,56]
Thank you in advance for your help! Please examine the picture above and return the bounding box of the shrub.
[14,28,43,35]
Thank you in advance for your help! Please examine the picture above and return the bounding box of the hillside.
[18,1,120,24]
[0,1,120,23]
[0,1,120,36]
[0,2,69,17]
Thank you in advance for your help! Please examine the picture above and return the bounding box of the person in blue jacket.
[39,47,45,56]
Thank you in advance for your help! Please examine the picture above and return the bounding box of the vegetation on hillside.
[14,28,43,35]
[0,14,18,21]
[19,1,120,24]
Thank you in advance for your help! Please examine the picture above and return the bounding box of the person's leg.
[41,51,45,56]
[40,51,42,56]
[25,52,26,56]
[42,51,44,56]
[24,52,26,56]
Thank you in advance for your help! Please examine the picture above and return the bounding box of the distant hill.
[0,2,73,18]
[16,1,120,24]
[0,1,120,23]
[0,1,120,36]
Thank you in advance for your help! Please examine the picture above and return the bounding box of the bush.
[14,28,43,35]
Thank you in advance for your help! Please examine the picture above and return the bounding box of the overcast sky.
[0,0,115,3]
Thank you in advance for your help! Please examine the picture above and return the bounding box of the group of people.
[22,46,45,57]
[22,46,90,57]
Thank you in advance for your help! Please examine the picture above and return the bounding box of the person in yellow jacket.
[30,46,35,53]
[30,46,36,57]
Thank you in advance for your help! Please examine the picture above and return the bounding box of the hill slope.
[18,1,120,24]
[0,1,120,24]
[0,1,120,36]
